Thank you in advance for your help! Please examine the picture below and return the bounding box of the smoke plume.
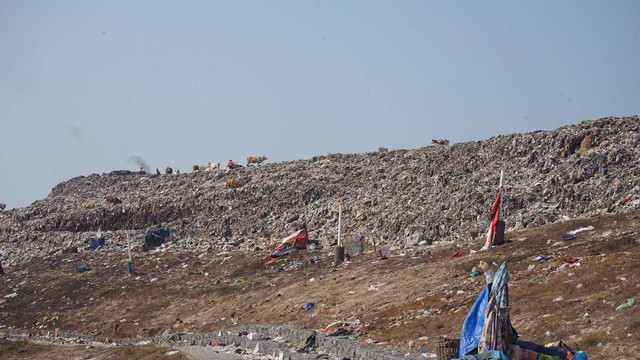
[128,155,150,172]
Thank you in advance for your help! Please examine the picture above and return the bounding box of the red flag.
[483,187,503,249]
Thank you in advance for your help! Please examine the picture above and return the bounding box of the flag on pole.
[483,187,503,250]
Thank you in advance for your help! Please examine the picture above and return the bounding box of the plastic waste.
[303,302,315,312]
[615,298,636,311]
[420,349,437,358]
[571,351,588,360]
[484,269,495,284]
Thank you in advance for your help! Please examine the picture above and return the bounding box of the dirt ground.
[1,211,639,359]
[0,338,189,360]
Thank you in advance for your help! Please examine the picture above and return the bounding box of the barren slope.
[1,211,639,359]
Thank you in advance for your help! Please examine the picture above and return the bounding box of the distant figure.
[246,156,268,166]
[176,169,180,175]
[165,167,173,175]
[156,168,161,175]
[227,160,239,169]
[138,167,145,175]
[431,139,449,146]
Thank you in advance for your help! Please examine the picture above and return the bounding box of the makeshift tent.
[144,228,171,249]
[458,262,585,360]
[478,262,518,353]
[265,229,309,265]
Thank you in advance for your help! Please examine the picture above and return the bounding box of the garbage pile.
[1,116,639,265]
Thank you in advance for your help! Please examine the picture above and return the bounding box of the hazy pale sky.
[1,0,639,208]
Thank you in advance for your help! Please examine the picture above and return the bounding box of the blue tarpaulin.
[89,237,105,251]
[459,286,489,357]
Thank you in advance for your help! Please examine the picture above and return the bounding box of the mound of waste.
[1,116,639,264]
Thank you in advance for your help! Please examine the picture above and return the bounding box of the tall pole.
[126,231,135,275]
[127,231,132,261]
[499,170,504,216]
[334,203,345,263]
[337,204,342,246]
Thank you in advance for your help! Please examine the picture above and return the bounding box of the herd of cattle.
[161,156,267,174]
[164,156,268,175]
[80,156,267,209]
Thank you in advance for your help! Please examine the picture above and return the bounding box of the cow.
[246,156,268,166]
[226,178,242,188]
[193,162,221,172]
[105,195,122,204]
[82,201,99,209]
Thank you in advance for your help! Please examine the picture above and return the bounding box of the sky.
[0,1,639,209]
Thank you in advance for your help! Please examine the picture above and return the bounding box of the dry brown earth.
[1,210,639,359]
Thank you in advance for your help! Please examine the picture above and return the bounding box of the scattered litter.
[368,283,384,291]
[564,226,595,240]
[448,251,466,260]
[568,226,595,235]
[303,302,315,312]
[532,256,547,263]
[527,264,535,272]
[377,246,392,259]
[616,298,636,311]
[4,293,17,298]
[420,349,437,358]
[565,257,581,264]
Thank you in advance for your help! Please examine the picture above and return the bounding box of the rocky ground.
[0,116,639,359]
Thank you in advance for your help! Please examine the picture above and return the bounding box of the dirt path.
[179,346,246,360]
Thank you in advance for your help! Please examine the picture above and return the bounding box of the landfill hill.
[0,115,639,266]
[0,115,640,359]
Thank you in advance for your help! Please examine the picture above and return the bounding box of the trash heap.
[1,116,639,265]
